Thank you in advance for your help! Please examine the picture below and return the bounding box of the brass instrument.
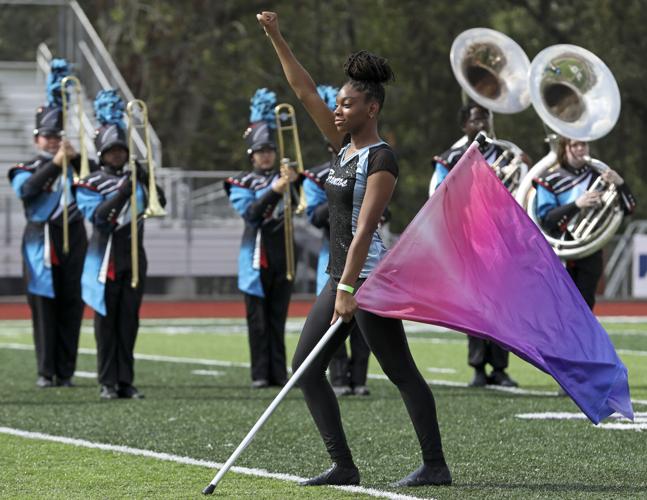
[60,75,90,254]
[436,28,530,196]
[569,157,618,240]
[515,44,622,260]
[126,99,166,288]
[274,103,305,282]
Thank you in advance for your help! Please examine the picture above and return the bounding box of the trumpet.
[60,75,90,254]
[274,103,305,282]
[126,99,166,288]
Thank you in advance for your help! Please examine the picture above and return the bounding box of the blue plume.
[46,58,70,107]
[317,85,339,111]
[249,88,277,128]
[94,89,125,128]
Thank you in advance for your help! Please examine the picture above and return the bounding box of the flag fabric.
[355,142,633,424]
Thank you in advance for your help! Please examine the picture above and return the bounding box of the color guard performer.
[259,11,451,487]
[303,84,371,397]
[7,59,88,388]
[224,88,301,389]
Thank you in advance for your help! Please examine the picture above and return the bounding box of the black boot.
[99,385,119,400]
[299,463,360,486]
[488,369,518,387]
[391,463,452,487]
[468,367,487,387]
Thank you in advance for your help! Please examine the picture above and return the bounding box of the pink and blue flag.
[356,143,633,424]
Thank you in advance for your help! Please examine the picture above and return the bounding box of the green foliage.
[2,0,647,229]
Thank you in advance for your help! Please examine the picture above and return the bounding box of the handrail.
[26,0,162,166]
[603,220,647,298]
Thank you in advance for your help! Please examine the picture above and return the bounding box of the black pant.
[94,264,145,386]
[292,279,445,466]
[26,221,86,380]
[467,337,509,371]
[243,266,292,384]
[329,324,370,387]
[567,250,603,310]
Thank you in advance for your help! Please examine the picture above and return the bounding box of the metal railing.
[7,0,162,166]
[1,168,325,294]
[603,220,647,298]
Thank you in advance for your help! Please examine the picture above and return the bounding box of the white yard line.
[617,349,647,357]
[0,427,426,500]
[2,342,645,404]
[426,367,457,374]
[515,412,647,431]
[191,370,224,377]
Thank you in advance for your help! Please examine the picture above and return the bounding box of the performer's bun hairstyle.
[343,50,394,109]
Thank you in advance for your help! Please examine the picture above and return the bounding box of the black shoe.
[468,369,487,387]
[99,385,119,400]
[251,379,269,389]
[56,377,75,387]
[353,385,370,396]
[332,385,353,396]
[488,370,518,387]
[36,376,53,388]
[299,463,360,486]
[391,463,452,487]
[269,379,287,388]
[117,384,144,399]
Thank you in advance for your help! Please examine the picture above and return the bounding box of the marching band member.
[534,137,636,309]
[304,84,372,397]
[75,90,165,400]
[7,59,88,388]
[431,101,518,388]
[259,11,451,487]
[224,88,301,389]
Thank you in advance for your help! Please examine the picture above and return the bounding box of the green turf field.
[0,318,646,499]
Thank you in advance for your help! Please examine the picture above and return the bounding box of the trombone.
[274,103,305,282]
[126,99,166,288]
[60,75,90,254]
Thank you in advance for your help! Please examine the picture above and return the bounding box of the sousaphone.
[430,28,530,195]
[515,44,622,260]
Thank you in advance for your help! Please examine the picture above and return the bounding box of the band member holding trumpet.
[224,88,300,389]
[7,59,89,389]
[534,137,636,309]
[76,90,165,400]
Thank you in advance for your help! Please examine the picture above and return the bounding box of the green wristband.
[337,283,355,294]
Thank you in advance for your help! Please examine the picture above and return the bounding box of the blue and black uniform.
[432,141,512,373]
[293,135,446,469]
[431,140,505,190]
[303,160,370,392]
[8,153,88,383]
[225,169,301,386]
[535,161,636,308]
[75,163,163,391]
